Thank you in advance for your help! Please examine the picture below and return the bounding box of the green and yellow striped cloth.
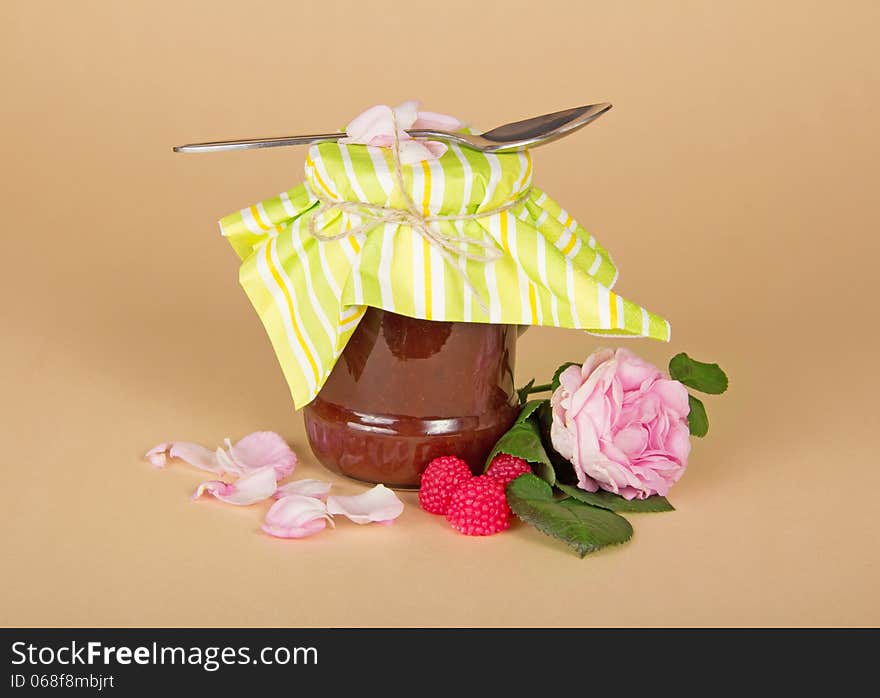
[219,142,670,409]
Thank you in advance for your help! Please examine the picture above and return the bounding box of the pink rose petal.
[421,140,449,159]
[325,484,404,525]
[396,139,442,165]
[145,443,170,468]
[274,479,332,500]
[652,379,691,418]
[145,432,297,479]
[192,465,278,505]
[557,364,585,396]
[614,348,663,391]
[226,431,297,478]
[613,425,649,458]
[413,110,462,131]
[342,101,460,163]
[144,441,223,473]
[579,348,615,381]
[344,104,396,144]
[393,100,419,130]
[665,420,692,465]
[261,495,333,539]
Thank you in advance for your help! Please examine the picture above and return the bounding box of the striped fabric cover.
[219,142,670,409]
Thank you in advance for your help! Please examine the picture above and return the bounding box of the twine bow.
[306,114,531,311]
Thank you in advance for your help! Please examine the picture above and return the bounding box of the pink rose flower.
[550,348,691,500]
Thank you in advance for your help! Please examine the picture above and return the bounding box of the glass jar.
[303,308,519,488]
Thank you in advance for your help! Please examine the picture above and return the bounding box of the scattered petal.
[145,443,170,468]
[144,441,223,473]
[274,479,332,500]
[215,444,238,473]
[397,139,441,165]
[344,104,396,144]
[192,465,278,505]
[326,484,404,525]
[422,140,449,159]
[342,101,461,162]
[226,431,297,478]
[392,100,420,130]
[262,495,333,539]
[412,110,462,131]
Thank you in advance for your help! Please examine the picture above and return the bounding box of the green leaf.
[516,378,535,406]
[551,362,580,391]
[557,483,674,512]
[687,393,709,437]
[515,399,547,425]
[507,474,633,557]
[534,401,580,486]
[485,419,555,485]
[668,353,728,395]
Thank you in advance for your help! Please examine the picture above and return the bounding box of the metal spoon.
[172,103,611,154]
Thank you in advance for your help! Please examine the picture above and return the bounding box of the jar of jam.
[303,307,519,488]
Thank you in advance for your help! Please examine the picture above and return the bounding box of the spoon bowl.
[408,103,612,153]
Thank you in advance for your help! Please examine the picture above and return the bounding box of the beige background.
[2,0,878,627]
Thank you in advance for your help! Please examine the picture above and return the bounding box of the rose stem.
[523,382,552,395]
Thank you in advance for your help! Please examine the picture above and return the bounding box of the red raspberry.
[418,456,473,515]
[445,475,510,536]
[486,453,532,487]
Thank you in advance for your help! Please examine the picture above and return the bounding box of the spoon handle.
[173,133,345,153]
[173,130,463,153]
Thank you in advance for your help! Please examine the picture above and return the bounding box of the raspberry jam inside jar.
[303,307,519,488]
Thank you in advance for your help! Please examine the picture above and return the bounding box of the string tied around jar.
[306,113,531,312]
